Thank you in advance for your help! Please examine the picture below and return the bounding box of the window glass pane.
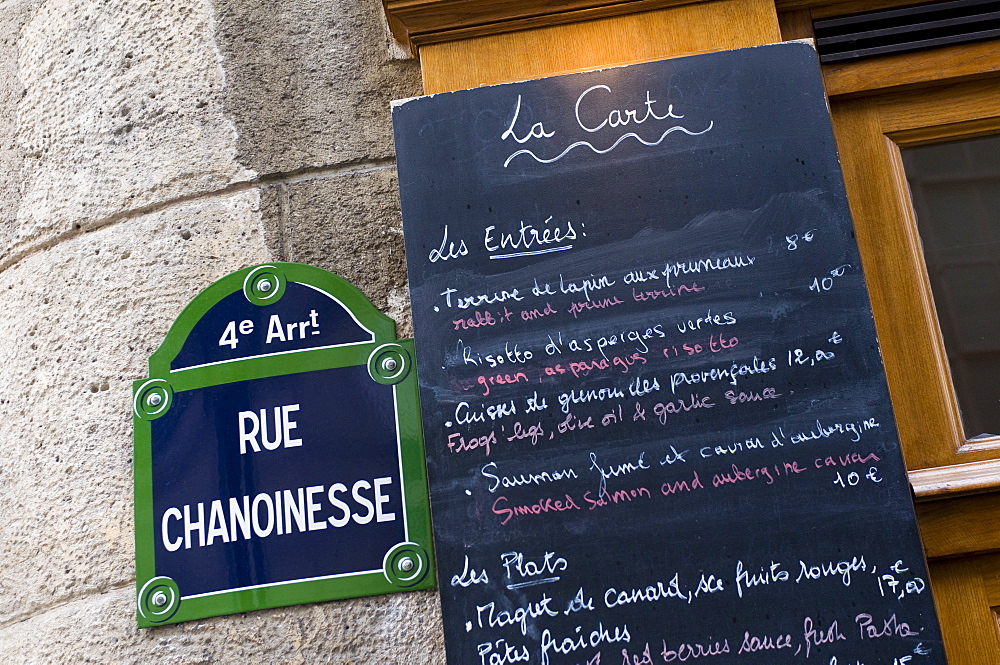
[902,135,1000,439]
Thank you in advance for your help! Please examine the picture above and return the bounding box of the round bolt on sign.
[133,263,435,627]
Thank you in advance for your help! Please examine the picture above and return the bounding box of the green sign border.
[133,263,435,628]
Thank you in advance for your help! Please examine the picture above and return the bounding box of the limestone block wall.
[0,0,445,661]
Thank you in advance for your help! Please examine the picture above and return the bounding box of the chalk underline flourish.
[489,245,574,260]
[506,576,561,589]
[503,121,714,168]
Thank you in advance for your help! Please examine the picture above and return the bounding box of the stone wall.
[0,0,445,661]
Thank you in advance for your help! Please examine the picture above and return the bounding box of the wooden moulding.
[382,0,960,55]
[830,76,1000,475]
[382,0,709,54]
[916,491,1000,559]
[823,40,1000,97]
[926,554,1000,657]
[911,459,1000,502]
[417,0,781,92]
[776,0,952,18]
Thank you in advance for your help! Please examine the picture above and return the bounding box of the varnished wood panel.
[877,77,1000,134]
[917,494,1000,560]
[776,0,951,17]
[777,8,812,41]
[912,459,1000,502]
[420,0,780,92]
[383,0,706,51]
[823,41,1000,97]
[929,555,1000,664]
[385,0,932,52]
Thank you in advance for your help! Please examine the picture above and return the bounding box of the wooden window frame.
[830,72,1000,487]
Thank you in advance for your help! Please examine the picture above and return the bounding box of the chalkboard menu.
[393,42,945,664]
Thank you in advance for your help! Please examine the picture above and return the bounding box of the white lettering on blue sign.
[218,319,255,349]
[265,310,320,344]
[160,477,398,552]
[238,403,302,454]
[217,309,321,349]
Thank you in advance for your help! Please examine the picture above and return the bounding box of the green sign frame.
[133,263,435,627]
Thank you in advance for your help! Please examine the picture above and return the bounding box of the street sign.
[133,263,434,627]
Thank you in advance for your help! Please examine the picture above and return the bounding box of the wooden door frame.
[383,0,1000,658]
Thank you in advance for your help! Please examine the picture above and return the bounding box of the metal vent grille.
[814,0,1000,63]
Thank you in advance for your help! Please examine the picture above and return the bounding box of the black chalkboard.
[393,42,946,665]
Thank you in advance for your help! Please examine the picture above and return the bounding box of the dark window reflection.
[902,135,1000,439]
